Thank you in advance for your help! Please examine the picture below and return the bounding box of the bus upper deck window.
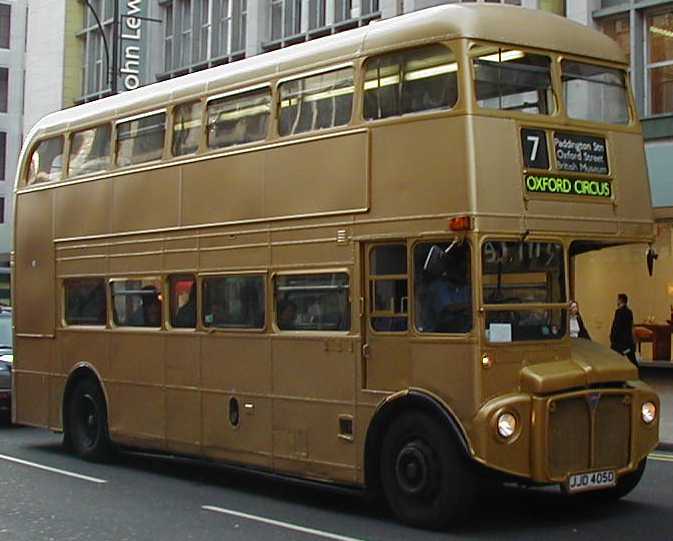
[364,44,459,120]
[473,48,554,115]
[68,124,111,177]
[172,101,203,156]
[116,112,166,167]
[562,61,629,125]
[279,67,354,136]
[207,88,271,149]
[27,136,64,184]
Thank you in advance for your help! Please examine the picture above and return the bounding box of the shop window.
[170,274,196,328]
[68,124,112,177]
[0,4,10,49]
[275,273,350,331]
[207,88,271,149]
[27,136,64,184]
[111,278,162,327]
[203,274,265,329]
[364,45,458,120]
[116,112,166,166]
[64,278,107,326]
[279,67,354,136]
[647,9,673,115]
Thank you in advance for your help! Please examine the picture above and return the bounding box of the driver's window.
[414,242,472,333]
[369,244,408,332]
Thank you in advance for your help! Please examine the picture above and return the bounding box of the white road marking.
[203,505,366,541]
[649,452,673,463]
[0,453,107,484]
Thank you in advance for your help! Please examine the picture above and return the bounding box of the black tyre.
[65,378,113,461]
[602,459,647,500]
[380,411,475,529]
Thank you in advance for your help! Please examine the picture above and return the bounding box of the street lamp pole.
[82,0,119,95]
[111,0,119,94]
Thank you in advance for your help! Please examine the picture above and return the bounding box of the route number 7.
[527,135,540,162]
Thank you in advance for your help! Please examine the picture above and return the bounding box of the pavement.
[639,363,673,450]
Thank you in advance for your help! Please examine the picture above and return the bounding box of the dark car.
[0,308,13,423]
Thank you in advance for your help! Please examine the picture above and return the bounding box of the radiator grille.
[548,393,630,479]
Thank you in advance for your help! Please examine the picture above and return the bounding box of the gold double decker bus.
[13,4,660,529]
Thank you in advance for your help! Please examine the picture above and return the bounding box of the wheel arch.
[363,388,473,493]
[61,362,109,436]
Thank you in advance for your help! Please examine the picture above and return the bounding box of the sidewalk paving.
[639,365,673,451]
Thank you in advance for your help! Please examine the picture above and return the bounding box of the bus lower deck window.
[203,275,266,329]
[64,278,107,326]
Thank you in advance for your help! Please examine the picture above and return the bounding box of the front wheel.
[65,378,113,462]
[380,411,475,529]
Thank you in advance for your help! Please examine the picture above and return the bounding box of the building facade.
[0,0,26,266]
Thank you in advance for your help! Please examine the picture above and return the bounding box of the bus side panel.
[200,334,273,467]
[107,333,166,448]
[181,132,368,227]
[13,339,54,427]
[111,168,181,234]
[14,190,55,335]
[364,117,469,221]
[54,180,111,239]
[271,336,357,483]
[14,190,56,428]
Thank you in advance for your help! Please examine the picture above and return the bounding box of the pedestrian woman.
[569,300,591,340]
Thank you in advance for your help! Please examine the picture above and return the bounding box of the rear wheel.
[65,378,113,461]
[380,411,475,529]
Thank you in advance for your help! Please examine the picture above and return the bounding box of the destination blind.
[525,175,612,198]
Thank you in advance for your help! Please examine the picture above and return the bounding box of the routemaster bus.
[13,3,659,529]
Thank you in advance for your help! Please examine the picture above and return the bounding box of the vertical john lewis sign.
[118,0,148,92]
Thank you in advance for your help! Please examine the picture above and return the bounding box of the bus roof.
[26,4,626,141]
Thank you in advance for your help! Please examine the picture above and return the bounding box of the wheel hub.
[395,440,434,495]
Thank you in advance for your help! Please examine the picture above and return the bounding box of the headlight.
[641,401,656,424]
[497,412,517,439]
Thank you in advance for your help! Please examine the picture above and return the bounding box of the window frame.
[109,276,164,329]
[411,238,474,336]
[205,83,272,151]
[67,122,113,178]
[201,270,267,332]
[645,6,673,117]
[277,63,356,137]
[62,277,108,328]
[560,58,632,126]
[273,268,352,334]
[366,242,409,335]
[469,42,557,118]
[171,99,206,157]
[479,236,569,345]
[115,109,168,168]
[361,42,462,123]
[25,135,65,185]
[168,273,198,330]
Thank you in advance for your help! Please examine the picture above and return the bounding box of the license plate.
[566,470,616,493]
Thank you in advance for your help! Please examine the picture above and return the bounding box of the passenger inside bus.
[174,284,196,328]
[128,286,162,327]
[278,299,298,330]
